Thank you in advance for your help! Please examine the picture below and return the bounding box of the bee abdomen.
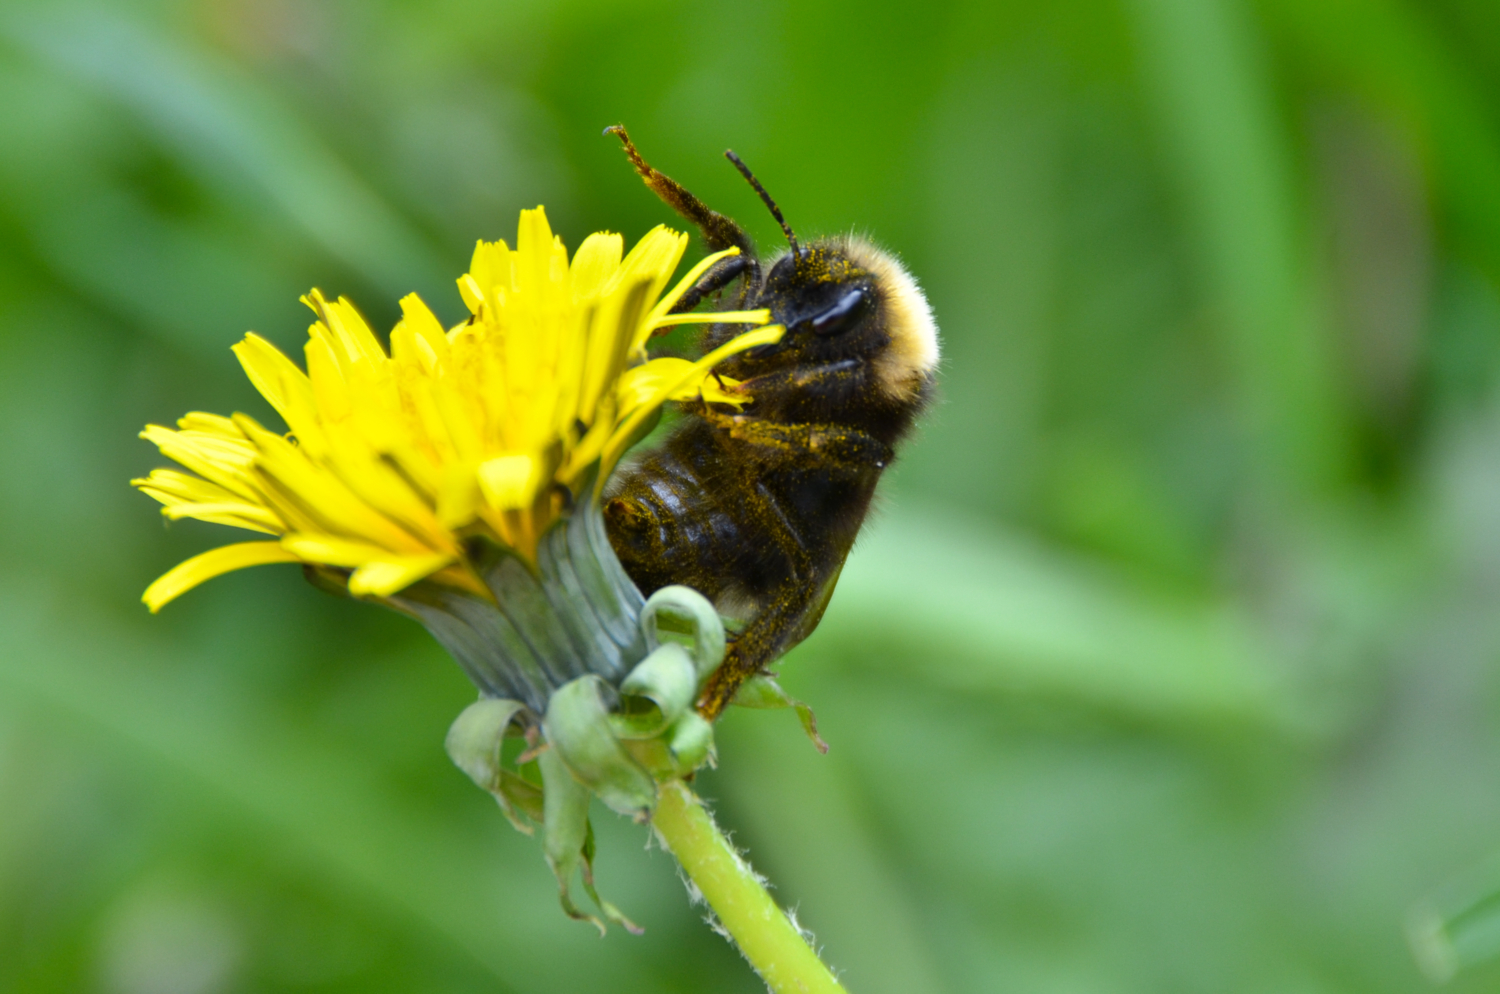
[604,445,741,599]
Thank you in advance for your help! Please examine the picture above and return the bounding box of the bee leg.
[690,417,894,719]
[605,125,758,278]
[697,440,823,720]
[703,412,895,471]
[698,583,814,721]
[666,253,749,315]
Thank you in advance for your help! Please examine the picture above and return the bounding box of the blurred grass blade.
[1126,0,1348,496]
[1264,0,1500,284]
[820,505,1289,729]
[4,5,448,296]
[16,172,290,353]
[1409,856,1500,982]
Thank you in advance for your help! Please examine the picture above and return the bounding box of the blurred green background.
[7,0,1500,991]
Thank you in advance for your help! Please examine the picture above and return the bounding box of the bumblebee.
[602,127,939,720]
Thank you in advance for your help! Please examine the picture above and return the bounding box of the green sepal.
[496,768,544,829]
[537,745,606,935]
[537,745,640,935]
[621,711,716,780]
[731,675,828,753]
[580,820,643,935]
[445,698,535,831]
[614,643,697,739]
[639,584,726,681]
[545,676,656,820]
[665,711,715,775]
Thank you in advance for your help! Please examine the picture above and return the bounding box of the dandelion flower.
[135,206,778,605]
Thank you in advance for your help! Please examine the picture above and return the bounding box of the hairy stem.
[653,780,848,994]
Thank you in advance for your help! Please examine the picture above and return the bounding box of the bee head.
[709,237,938,407]
[606,126,938,411]
[710,150,937,406]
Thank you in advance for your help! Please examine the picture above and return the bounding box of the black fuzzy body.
[605,238,932,718]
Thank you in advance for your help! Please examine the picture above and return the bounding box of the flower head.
[134,207,780,610]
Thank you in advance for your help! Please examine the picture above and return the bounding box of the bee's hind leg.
[696,583,814,721]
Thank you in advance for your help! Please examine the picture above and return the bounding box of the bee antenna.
[724,149,800,260]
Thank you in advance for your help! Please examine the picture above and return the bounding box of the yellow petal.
[232,334,318,438]
[695,374,746,408]
[644,245,742,329]
[617,359,747,413]
[235,414,430,554]
[571,232,623,303]
[618,226,688,341]
[648,308,771,329]
[615,358,692,414]
[617,225,687,289]
[477,453,537,510]
[140,425,260,503]
[132,469,240,506]
[348,555,456,597]
[280,533,397,566]
[395,293,449,369]
[516,207,555,286]
[176,412,246,438]
[577,277,653,425]
[303,290,386,367]
[437,460,482,528]
[457,272,486,315]
[305,335,352,422]
[142,541,301,612]
[160,501,284,534]
[467,239,512,311]
[316,422,451,550]
[280,534,451,597]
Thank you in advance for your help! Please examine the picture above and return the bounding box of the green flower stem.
[653,780,848,994]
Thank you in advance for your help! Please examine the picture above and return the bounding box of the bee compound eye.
[807,288,868,336]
